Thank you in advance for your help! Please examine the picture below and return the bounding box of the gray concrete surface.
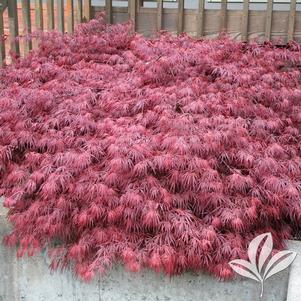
[0,203,300,301]
[286,240,301,301]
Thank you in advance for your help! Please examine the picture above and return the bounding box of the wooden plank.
[21,0,32,55]
[288,0,296,41]
[76,0,83,25]
[8,0,20,55]
[157,0,163,31]
[177,0,184,35]
[66,0,74,32]
[241,0,249,42]
[220,0,227,33]
[0,0,7,11]
[35,0,43,30]
[90,6,301,44]
[265,0,273,40]
[57,0,65,32]
[196,0,205,37]
[0,4,5,65]
[129,0,136,31]
[46,0,55,30]
[106,0,112,24]
[83,0,91,22]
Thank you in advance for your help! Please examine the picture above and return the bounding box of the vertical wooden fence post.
[8,0,20,55]
[67,0,74,33]
[288,0,296,41]
[83,0,91,22]
[0,2,5,65]
[157,0,163,31]
[196,0,205,38]
[129,0,136,32]
[106,0,112,24]
[76,0,83,25]
[57,0,65,32]
[265,0,273,41]
[21,0,32,55]
[35,0,43,30]
[177,0,184,35]
[220,0,227,33]
[241,0,249,42]
[46,0,54,30]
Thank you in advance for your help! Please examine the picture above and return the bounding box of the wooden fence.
[0,0,300,64]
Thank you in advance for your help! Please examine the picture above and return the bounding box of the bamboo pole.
[241,0,249,42]
[57,0,65,33]
[35,0,43,30]
[288,0,297,41]
[129,0,136,32]
[220,0,227,33]
[76,0,83,25]
[196,0,205,38]
[8,0,20,55]
[21,0,32,55]
[177,0,184,35]
[66,0,74,33]
[106,0,112,24]
[265,0,273,41]
[83,0,91,22]
[46,0,55,30]
[157,0,163,31]
[0,2,5,65]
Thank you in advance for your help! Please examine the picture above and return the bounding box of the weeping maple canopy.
[0,17,301,281]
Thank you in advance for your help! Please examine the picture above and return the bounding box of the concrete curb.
[286,240,301,301]
[0,204,300,301]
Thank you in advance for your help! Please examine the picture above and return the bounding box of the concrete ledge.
[0,205,300,301]
[286,240,301,301]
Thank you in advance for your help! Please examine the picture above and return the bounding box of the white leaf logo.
[229,259,261,282]
[264,251,297,280]
[229,232,297,299]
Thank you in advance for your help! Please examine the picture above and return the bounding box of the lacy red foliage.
[0,17,301,281]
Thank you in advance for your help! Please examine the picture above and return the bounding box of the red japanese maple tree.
[0,17,300,280]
